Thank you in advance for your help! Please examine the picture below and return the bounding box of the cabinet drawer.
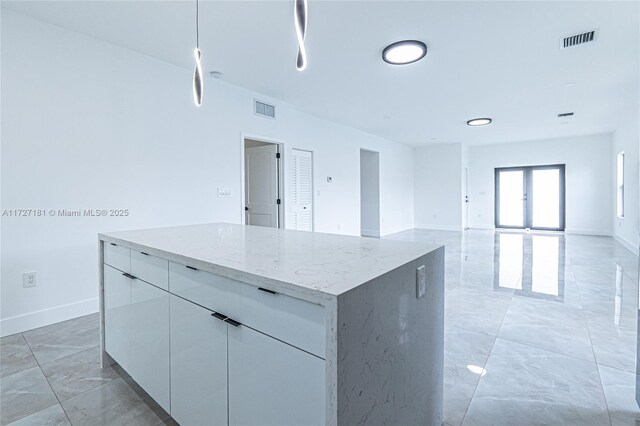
[131,250,169,291]
[169,262,325,358]
[104,243,130,272]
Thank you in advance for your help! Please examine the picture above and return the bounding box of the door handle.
[245,207,249,211]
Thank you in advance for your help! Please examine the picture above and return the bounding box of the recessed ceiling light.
[382,40,427,65]
[467,118,492,126]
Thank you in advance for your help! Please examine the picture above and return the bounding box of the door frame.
[291,148,315,232]
[494,164,566,231]
[359,148,381,237]
[240,133,286,228]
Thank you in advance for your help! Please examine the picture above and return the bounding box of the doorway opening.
[494,164,566,231]
[243,138,283,228]
[360,149,380,237]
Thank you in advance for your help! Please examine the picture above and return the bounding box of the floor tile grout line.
[574,262,614,426]
[20,331,74,426]
[458,269,519,425]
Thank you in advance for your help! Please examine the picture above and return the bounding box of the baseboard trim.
[0,297,98,337]
[414,224,463,232]
[565,228,612,237]
[613,234,640,255]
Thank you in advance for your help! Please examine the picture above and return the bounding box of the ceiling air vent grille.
[561,30,596,49]
[255,100,276,119]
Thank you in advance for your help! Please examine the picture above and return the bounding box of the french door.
[495,164,565,231]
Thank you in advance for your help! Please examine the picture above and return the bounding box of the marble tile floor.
[388,229,640,426]
[1,229,638,425]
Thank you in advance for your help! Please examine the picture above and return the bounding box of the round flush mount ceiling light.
[382,40,427,65]
[467,118,492,126]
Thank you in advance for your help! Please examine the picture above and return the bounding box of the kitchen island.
[98,223,444,426]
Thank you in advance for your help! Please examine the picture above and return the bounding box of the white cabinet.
[104,246,326,425]
[103,264,170,413]
[129,277,170,412]
[169,261,325,358]
[131,249,169,290]
[228,325,325,426]
[104,243,130,272]
[104,265,132,369]
[170,295,227,426]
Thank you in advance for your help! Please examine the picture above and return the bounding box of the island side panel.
[335,247,444,426]
[99,239,115,368]
[99,239,107,367]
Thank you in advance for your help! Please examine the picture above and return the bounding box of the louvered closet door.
[291,149,313,231]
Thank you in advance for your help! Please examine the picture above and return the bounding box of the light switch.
[416,265,426,299]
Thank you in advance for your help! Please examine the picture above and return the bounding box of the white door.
[228,325,325,426]
[291,149,313,231]
[463,167,469,230]
[245,144,279,227]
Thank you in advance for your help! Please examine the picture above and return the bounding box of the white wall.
[467,135,613,235]
[360,150,380,237]
[612,109,640,253]
[0,10,414,335]
[413,143,463,231]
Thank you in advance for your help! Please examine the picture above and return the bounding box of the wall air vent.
[558,112,574,117]
[254,100,276,119]
[561,30,596,49]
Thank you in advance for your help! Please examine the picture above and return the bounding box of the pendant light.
[193,0,204,106]
[294,0,308,71]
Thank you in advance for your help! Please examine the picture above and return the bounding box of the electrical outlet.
[416,265,426,298]
[23,272,37,288]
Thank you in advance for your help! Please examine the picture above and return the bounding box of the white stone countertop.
[99,223,442,302]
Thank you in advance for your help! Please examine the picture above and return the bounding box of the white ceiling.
[3,0,639,146]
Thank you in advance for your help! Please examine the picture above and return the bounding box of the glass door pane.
[498,170,524,227]
[531,168,560,229]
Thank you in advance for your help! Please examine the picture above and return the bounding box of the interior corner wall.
[413,143,463,231]
[466,135,613,235]
[612,109,640,253]
[0,10,414,335]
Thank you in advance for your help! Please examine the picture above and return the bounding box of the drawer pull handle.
[186,266,198,271]
[258,287,277,295]
[122,272,137,280]
[225,318,242,327]
[110,243,117,246]
[211,312,227,321]
[140,252,149,256]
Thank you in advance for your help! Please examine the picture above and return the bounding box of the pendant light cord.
[195,0,199,49]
